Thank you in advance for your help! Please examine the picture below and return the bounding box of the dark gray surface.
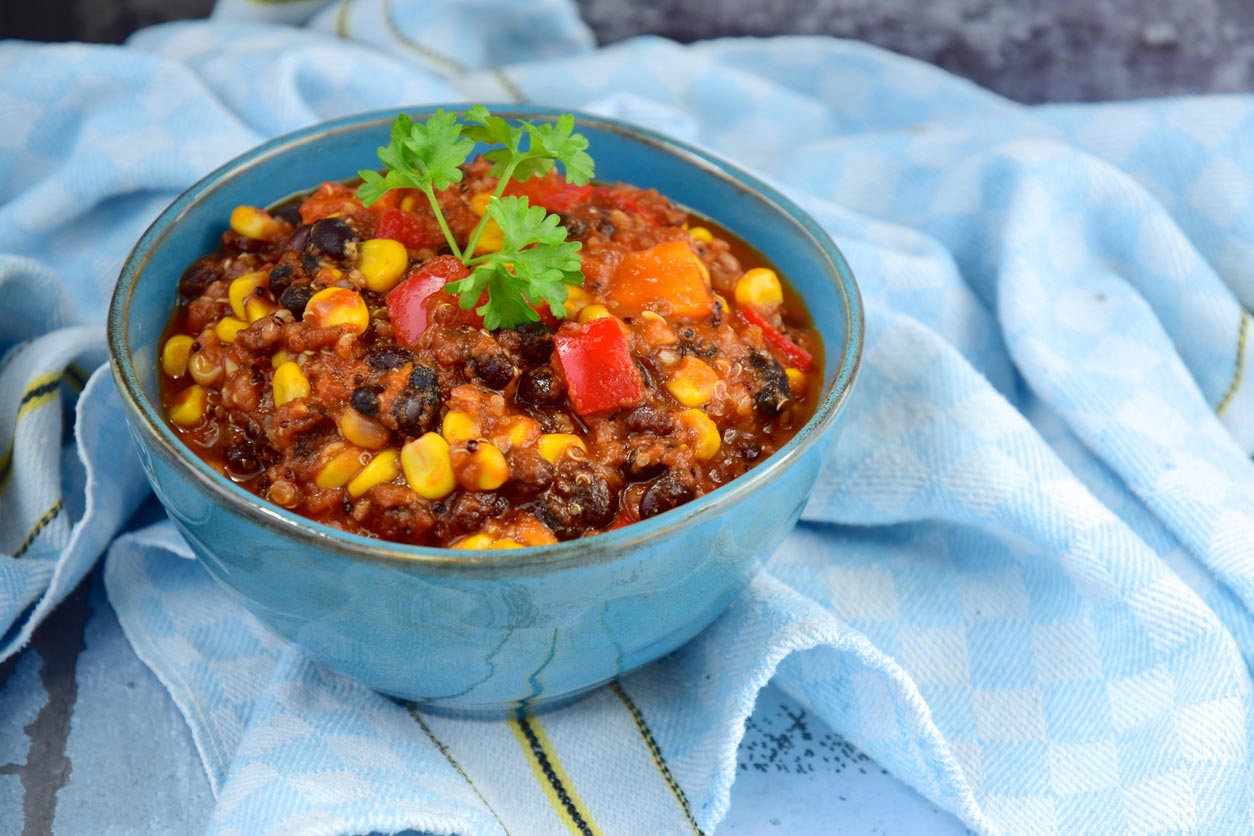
[3,0,1253,103]
[581,0,1254,103]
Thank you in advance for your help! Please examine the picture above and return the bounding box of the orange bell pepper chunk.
[605,241,714,321]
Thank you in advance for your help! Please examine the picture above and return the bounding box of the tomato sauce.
[159,161,821,548]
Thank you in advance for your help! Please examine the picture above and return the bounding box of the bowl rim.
[108,104,863,571]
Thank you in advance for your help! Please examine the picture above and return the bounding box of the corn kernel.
[188,351,221,386]
[167,384,208,427]
[340,408,390,449]
[459,443,509,491]
[665,356,719,407]
[688,225,713,243]
[229,206,283,241]
[441,410,480,446]
[578,304,613,323]
[470,193,493,216]
[270,350,288,369]
[452,533,497,550]
[245,297,275,323]
[401,433,455,500]
[161,335,194,378]
[315,443,367,489]
[215,316,248,344]
[451,532,524,550]
[347,448,400,498]
[785,367,806,393]
[272,360,310,407]
[562,286,590,318]
[538,433,585,464]
[495,416,540,450]
[304,287,370,335]
[358,238,409,293]
[228,271,268,319]
[677,409,721,460]
[473,218,505,255]
[734,267,784,309]
[400,194,417,212]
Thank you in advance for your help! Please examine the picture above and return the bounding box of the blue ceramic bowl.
[107,106,862,717]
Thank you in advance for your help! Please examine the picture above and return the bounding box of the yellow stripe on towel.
[509,716,605,836]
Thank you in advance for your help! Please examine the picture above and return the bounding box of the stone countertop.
[4,0,1253,103]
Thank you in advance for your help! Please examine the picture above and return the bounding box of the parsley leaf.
[357,110,473,201]
[463,107,594,186]
[355,107,595,330]
[356,109,474,258]
[447,196,584,330]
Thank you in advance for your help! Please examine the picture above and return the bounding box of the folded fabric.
[4,1,1254,833]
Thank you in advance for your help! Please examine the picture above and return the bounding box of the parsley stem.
[462,159,520,259]
[420,183,463,262]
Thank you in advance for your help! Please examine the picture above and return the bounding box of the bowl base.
[400,677,607,720]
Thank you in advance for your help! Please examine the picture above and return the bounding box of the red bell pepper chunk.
[740,305,814,372]
[374,209,443,251]
[504,171,594,213]
[553,318,644,417]
[386,256,471,347]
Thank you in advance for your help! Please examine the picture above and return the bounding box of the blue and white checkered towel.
[5,1,1254,832]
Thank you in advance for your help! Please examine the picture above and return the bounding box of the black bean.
[309,217,357,258]
[365,345,415,371]
[557,214,588,239]
[440,492,509,538]
[271,203,302,226]
[394,364,440,437]
[224,441,261,478]
[268,263,295,297]
[393,390,436,437]
[279,283,314,318]
[178,257,221,298]
[408,364,439,393]
[623,448,666,482]
[475,353,515,390]
[350,384,383,417]
[507,447,554,495]
[750,351,791,418]
[516,366,565,407]
[286,224,312,253]
[515,321,555,365]
[300,253,318,274]
[639,471,696,519]
[595,217,616,237]
[624,405,674,435]
[539,461,616,539]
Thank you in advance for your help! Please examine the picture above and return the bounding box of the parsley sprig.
[356,106,594,329]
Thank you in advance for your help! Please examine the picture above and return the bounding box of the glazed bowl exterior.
[107,106,862,717]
